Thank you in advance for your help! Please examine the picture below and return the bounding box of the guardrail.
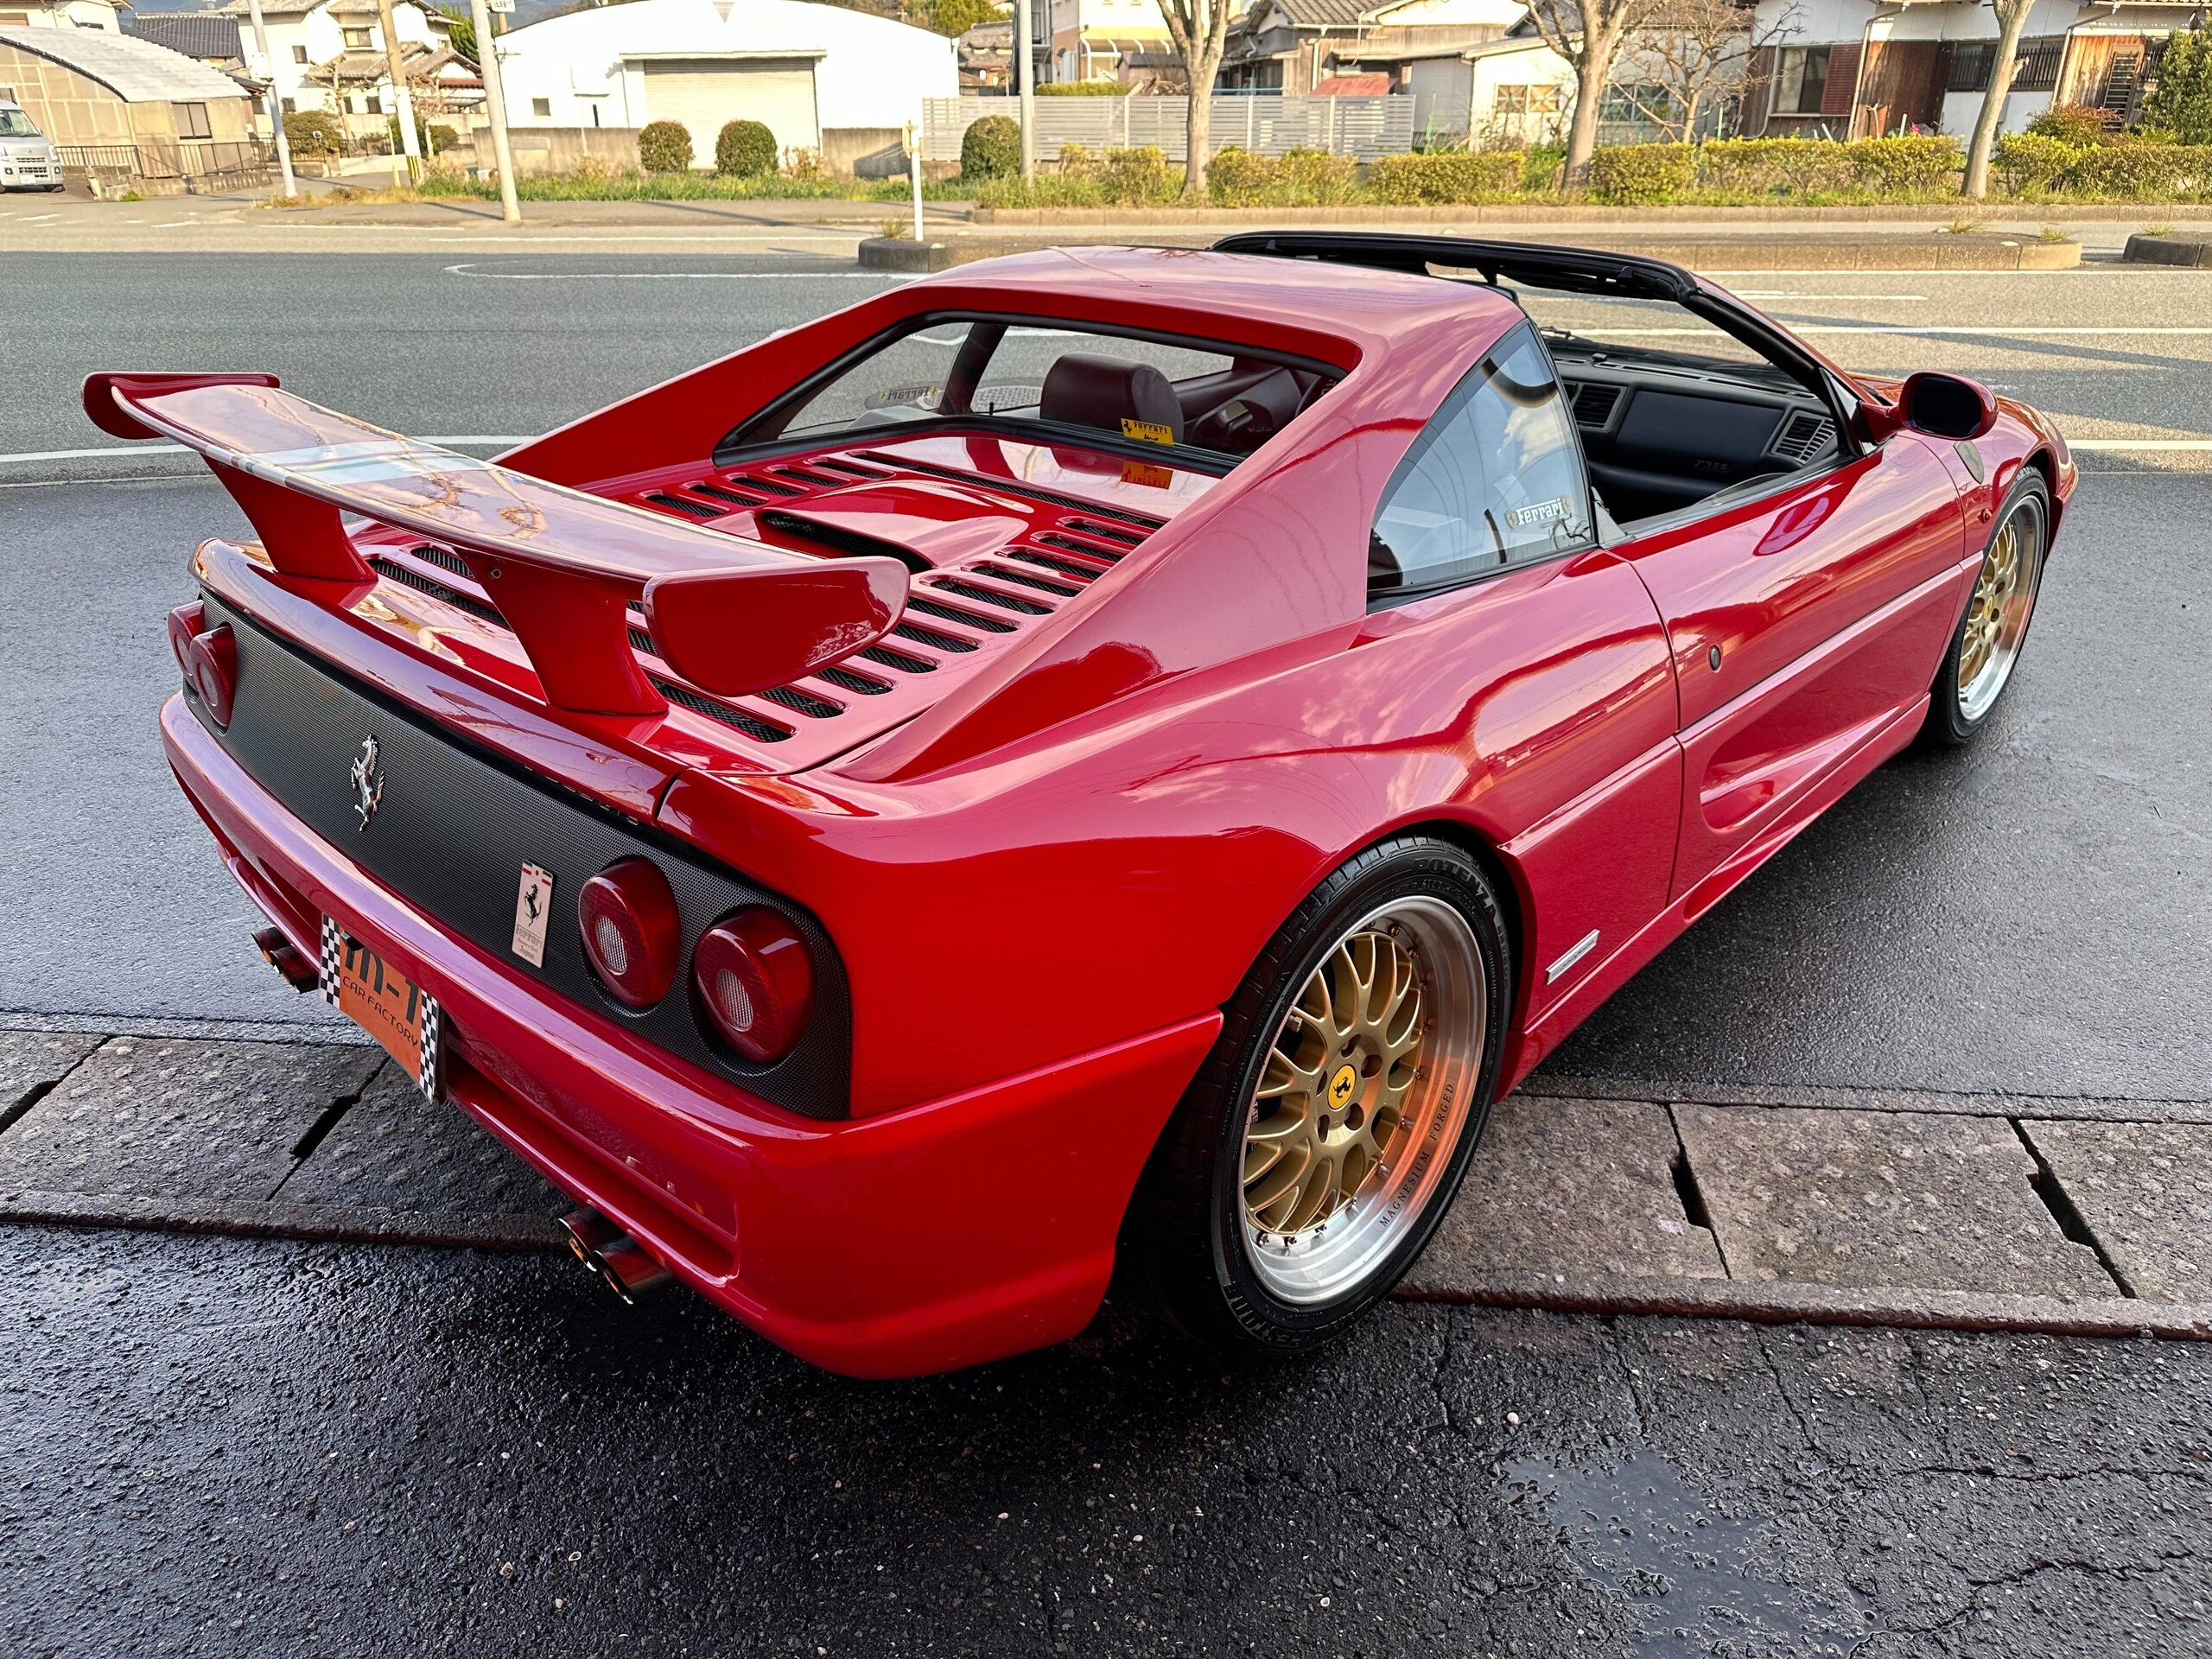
[55,140,274,191]
[921,94,1417,163]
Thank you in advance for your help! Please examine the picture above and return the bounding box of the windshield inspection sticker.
[1506,497,1573,530]
[512,863,554,967]
[1120,417,1175,446]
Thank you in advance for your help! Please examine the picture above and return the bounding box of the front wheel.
[1121,836,1511,1354]
[1921,474,2049,747]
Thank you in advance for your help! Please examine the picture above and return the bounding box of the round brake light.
[166,601,207,674]
[576,858,681,1009]
[693,907,813,1064]
[185,624,238,729]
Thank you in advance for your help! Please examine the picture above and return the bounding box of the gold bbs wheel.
[1237,895,1484,1305]
[1956,488,2046,725]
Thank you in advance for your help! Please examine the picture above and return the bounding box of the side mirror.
[1900,372,1998,442]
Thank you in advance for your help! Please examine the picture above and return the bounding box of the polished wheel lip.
[1957,494,2044,724]
[1236,894,1484,1307]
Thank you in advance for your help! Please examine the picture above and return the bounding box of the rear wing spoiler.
[86,372,909,716]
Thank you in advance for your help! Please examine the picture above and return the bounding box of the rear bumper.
[162,695,1217,1377]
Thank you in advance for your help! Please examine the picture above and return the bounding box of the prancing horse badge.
[348,735,383,830]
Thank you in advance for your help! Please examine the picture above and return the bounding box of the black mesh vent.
[727,472,803,497]
[645,490,723,519]
[817,664,891,695]
[906,595,1014,634]
[1568,382,1623,429]
[759,683,842,719]
[690,480,768,508]
[371,557,505,626]
[650,676,791,741]
[930,576,1050,615]
[817,457,893,478]
[773,465,845,490]
[891,620,977,653]
[1768,410,1836,465]
[1006,547,1106,582]
[861,642,938,672]
[854,452,1166,529]
[759,510,928,572]
[976,563,1078,596]
[1060,517,1146,547]
[1034,532,1128,562]
[408,543,475,577]
[627,625,658,655]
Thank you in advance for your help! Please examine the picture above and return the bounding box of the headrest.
[1039,353,1185,447]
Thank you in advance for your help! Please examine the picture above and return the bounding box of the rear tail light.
[693,907,813,1064]
[168,605,238,730]
[576,858,681,1009]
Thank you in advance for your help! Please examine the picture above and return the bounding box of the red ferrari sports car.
[104,234,2071,1377]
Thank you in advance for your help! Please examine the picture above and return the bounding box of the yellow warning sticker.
[1119,417,1175,446]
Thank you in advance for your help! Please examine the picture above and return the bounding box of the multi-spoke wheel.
[1923,474,2049,747]
[1122,837,1510,1354]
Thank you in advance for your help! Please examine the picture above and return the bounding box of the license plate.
[321,917,441,1100]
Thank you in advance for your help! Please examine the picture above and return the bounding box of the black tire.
[1919,471,2050,748]
[1119,836,1512,1355]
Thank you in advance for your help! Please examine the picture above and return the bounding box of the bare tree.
[1962,0,2035,197]
[1525,0,1664,181]
[1608,0,1800,143]
[1158,0,1233,196]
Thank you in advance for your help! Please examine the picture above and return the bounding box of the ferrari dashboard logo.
[348,735,384,830]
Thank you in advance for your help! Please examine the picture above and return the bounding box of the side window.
[1369,325,1592,600]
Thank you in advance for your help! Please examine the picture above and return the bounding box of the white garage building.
[491,0,957,162]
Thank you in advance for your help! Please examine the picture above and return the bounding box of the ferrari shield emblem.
[512,863,554,966]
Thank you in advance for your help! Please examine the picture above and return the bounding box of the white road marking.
[2066,439,2212,450]
[440,262,898,280]
[1597,325,2212,336]
[18,213,59,223]
[1732,292,1929,302]
[152,219,198,228]
[0,436,533,466]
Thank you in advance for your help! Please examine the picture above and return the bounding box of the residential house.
[1329,32,1576,140]
[0,22,256,184]
[0,0,124,33]
[1217,0,1529,94]
[1046,0,1173,85]
[125,12,248,76]
[219,0,468,140]
[1746,0,2205,139]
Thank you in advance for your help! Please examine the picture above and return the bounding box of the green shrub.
[1586,142,1694,204]
[1521,143,1564,193]
[2139,27,2212,145]
[1102,144,1171,203]
[1993,130,2082,192]
[1274,147,1356,204]
[1036,79,1126,95]
[715,118,777,177]
[1694,137,1853,195]
[283,109,346,156]
[1366,149,1522,204]
[2067,141,2212,198]
[1845,134,1961,196]
[974,172,1105,207]
[960,113,1020,181]
[638,120,693,173]
[428,123,459,155]
[2027,103,2113,147]
[1206,144,1273,205]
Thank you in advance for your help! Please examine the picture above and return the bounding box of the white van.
[0,99,63,192]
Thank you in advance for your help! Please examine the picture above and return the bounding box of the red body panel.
[138,247,2076,1374]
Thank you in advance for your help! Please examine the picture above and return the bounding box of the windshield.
[735,315,1340,463]
[0,109,41,138]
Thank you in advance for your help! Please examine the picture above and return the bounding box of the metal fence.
[55,140,274,192]
[922,95,1417,163]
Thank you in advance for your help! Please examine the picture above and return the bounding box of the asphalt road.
[3,248,2211,1657]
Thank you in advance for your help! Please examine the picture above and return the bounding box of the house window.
[531,96,551,118]
[292,43,308,64]
[2013,35,2064,92]
[1494,84,1560,115]
[281,96,296,113]
[367,92,383,113]
[1602,83,1675,123]
[0,12,30,25]
[1772,45,1832,115]
[343,26,372,48]
[173,101,213,139]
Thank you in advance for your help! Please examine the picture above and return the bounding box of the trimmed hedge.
[1844,134,1960,194]
[283,109,346,156]
[1587,143,1694,204]
[1366,149,1522,204]
[2067,142,2212,198]
[715,119,777,178]
[1993,131,2082,191]
[638,120,693,174]
[2026,104,2113,148]
[1207,146,1356,205]
[960,113,1020,181]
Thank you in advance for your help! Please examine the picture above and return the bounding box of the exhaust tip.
[591,1239,676,1304]
[559,1207,625,1264]
[252,924,320,993]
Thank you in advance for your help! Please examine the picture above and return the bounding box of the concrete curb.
[2124,232,2212,266]
[1392,1268,2212,1343]
[862,230,2080,273]
[1519,1074,2212,1124]
[0,1189,563,1252]
[970,200,2212,226]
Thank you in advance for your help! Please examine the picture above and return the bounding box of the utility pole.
[1014,0,1036,178]
[244,0,296,199]
[471,0,522,224]
[372,0,423,181]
